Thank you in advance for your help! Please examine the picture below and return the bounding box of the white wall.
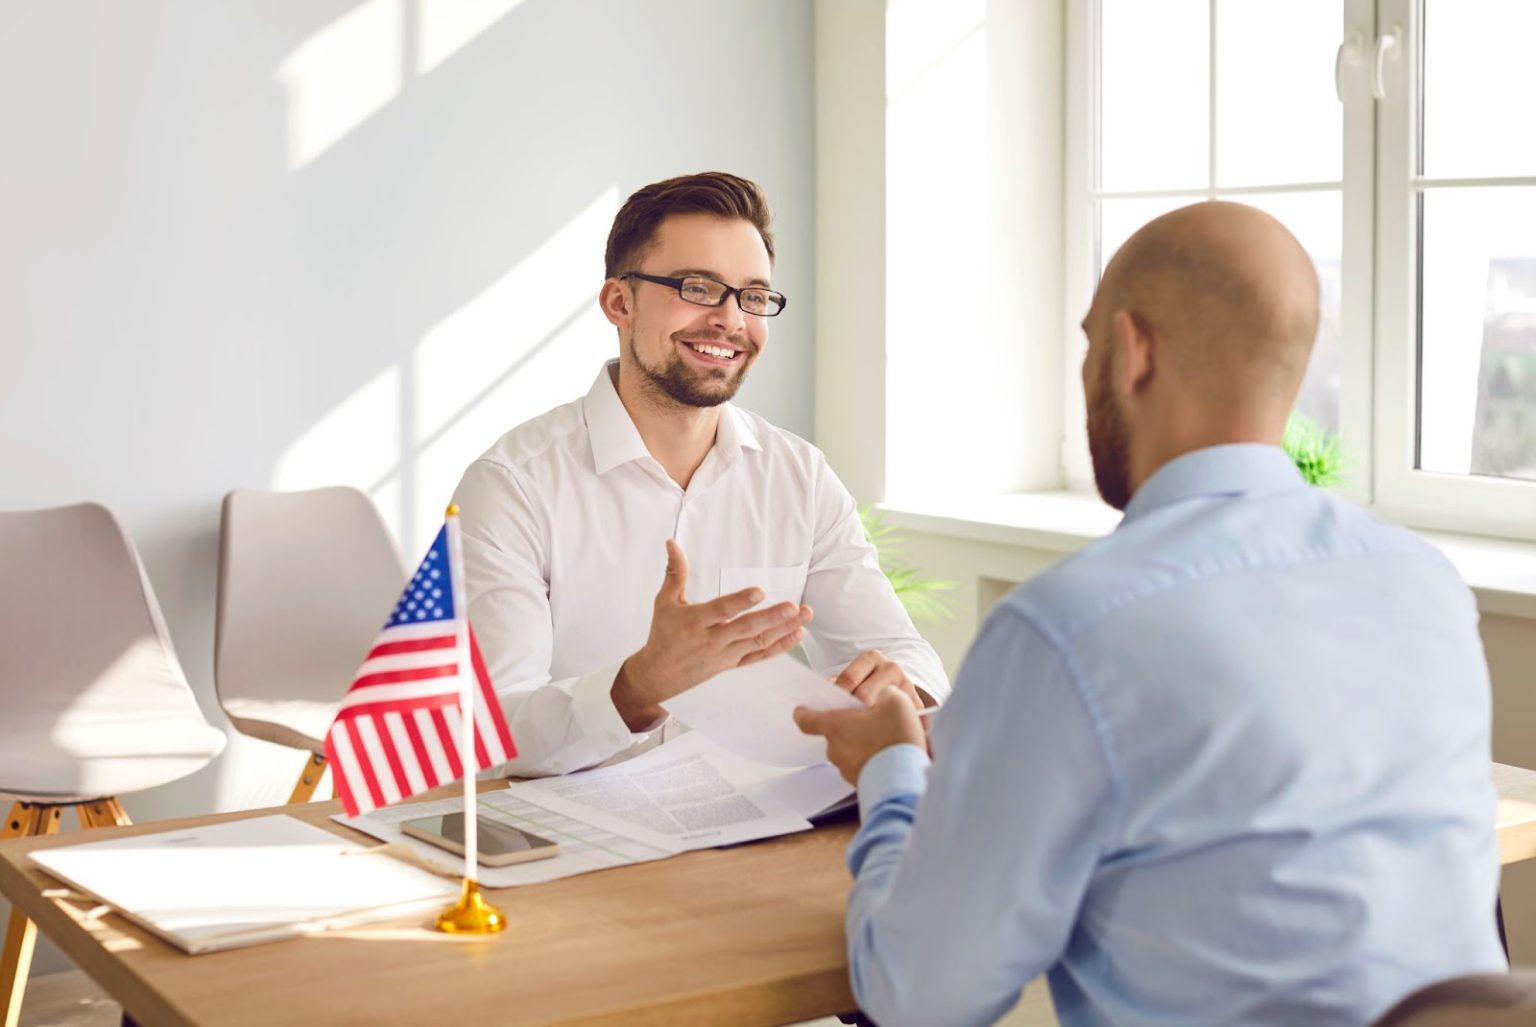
[0,0,814,975]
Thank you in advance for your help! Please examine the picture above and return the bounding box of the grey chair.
[0,502,226,1027]
[1373,969,1536,1027]
[214,487,404,803]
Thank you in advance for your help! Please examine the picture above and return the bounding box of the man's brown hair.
[604,172,775,280]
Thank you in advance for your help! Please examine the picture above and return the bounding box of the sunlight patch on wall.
[271,365,404,542]
[416,0,526,74]
[277,0,403,170]
[885,0,988,503]
[408,188,620,553]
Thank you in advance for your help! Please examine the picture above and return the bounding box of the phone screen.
[409,813,556,855]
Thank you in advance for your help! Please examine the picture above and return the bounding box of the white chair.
[0,502,226,1027]
[215,487,404,804]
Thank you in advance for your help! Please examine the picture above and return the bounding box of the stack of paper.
[30,815,457,954]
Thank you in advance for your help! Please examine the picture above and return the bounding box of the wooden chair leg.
[287,753,329,804]
[1,802,63,1027]
[74,797,132,831]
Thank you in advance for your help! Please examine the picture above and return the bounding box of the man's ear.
[599,278,633,329]
[1110,308,1155,398]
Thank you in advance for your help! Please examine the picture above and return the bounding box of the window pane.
[1422,0,1536,179]
[1100,0,1208,192]
[1215,0,1342,188]
[1241,191,1343,435]
[1419,187,1536,482]
[1098,195,1197,275]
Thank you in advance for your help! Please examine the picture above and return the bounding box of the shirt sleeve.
[798,456,951,702]
[844,604,1120,1027]
[454,459,656,777]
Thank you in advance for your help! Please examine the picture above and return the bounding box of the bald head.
[1094,201,1320,406]
[1080,202,1320,509]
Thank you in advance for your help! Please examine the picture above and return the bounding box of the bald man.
[797,202,1505,1026]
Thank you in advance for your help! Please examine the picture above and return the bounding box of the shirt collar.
[1121,443,1306,523]
[584,360,762,475]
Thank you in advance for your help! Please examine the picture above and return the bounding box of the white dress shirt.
[451,361,949,776]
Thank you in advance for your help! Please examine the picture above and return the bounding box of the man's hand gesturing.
[612,540,814,730]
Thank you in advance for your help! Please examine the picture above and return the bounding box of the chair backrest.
[1373,970,1536,1027]
[215,487,405,750]
[0,502,225,798]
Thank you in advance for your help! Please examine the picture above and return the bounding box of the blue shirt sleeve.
[844,604,1121,1027]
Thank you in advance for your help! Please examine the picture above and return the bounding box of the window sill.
[880,491,1536,622]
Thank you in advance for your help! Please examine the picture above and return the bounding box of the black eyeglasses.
[619,272,787,317]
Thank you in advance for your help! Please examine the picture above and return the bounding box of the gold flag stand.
[436,878,506,934]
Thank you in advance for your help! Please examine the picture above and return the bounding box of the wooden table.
[8,765,1536,1027]
[0,786,858,1027]
[1495,762,1536,866]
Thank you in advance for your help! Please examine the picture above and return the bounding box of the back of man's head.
[604,172,774,280]
[1099,201,1319,413]
[1082,201,1321,507]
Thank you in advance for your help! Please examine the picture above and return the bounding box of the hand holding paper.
[793,686,928,785]
[661,654,864,767]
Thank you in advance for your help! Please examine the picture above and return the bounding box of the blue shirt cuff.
[857,743,931,820]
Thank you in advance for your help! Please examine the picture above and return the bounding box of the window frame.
[1066,0,1536,542]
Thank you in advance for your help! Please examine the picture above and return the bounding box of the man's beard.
[1087,354,1133,511]
[630,332,754,408]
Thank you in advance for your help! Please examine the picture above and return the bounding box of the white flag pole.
[445,508,477,876]
[434,504,505,934]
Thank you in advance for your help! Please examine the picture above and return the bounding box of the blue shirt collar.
[1121,443,1306,524]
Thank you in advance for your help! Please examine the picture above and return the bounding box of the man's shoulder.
[1003,487,1456,641]
[472,394,590,476]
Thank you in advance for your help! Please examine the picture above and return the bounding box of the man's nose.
[707,295,747,335]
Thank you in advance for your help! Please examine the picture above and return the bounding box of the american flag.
[325,520,516,817]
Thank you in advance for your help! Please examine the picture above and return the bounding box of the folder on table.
[30,814,456,954]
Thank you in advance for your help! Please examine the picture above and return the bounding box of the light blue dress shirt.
[847,445,1505,1027]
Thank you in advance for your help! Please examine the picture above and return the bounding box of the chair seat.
[223,696,340,753]
[0,706,225,800]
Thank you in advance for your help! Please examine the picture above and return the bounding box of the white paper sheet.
[661,654,864,766]
[31,815,457,953]
[337,789,674,886]
[695,738,856,821]
[514,733,813,849]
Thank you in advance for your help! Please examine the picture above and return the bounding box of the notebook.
[30,814,457,954]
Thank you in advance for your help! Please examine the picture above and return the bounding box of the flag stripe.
[353,663,458,690]
[366,635,458,660]
[355,716,403,806]
[432,705,464,780]
[386,711,429,796]
[415,707,453,785]
[471,629,516,759]
[402,715,439,792]
[344,718,386,811]
[325,730,360,815]
[336,691,460,720]
[337,681,467,712]
[355,648,459,678]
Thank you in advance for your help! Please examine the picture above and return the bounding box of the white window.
[1068,0,1536,540]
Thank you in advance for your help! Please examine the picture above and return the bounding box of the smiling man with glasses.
[451,172,948,776]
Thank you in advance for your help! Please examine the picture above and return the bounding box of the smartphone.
[400,813,560,867]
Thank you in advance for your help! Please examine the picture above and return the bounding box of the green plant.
[859,506,957,624]
[1283,412,1346,487]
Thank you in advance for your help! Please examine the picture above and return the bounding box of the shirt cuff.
[568,660,656,746]
[857,743,930,820]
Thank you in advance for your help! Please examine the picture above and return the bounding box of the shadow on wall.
[1,0,815,974]
[0,0,813,833]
